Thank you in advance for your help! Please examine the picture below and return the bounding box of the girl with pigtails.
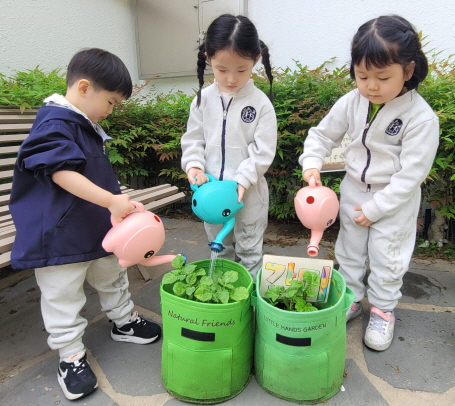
[181,14,278,279]
[300,15,439,351]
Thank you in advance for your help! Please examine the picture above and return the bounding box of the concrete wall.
[1,0,455,96]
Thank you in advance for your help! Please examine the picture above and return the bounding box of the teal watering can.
[190,174,244,252]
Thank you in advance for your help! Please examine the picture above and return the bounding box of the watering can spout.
[307,229,323,257]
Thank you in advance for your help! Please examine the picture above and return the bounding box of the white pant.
[35,255,134,358]
[204,177,269,279]
[335,176,420,311]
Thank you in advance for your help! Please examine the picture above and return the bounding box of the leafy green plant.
[0,67,66,111]
[420,57,455,220]
[161,256,249,303]
[2,53,455,226]
[263,272,321,312]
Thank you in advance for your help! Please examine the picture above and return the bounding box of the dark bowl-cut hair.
[66,48,133,99]
[350,15,428,90]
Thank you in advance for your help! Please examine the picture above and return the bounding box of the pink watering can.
[294,176,339,257]
[102,201,177,268]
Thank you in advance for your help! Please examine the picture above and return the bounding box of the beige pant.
[204,177,269,280]
[35,255,133,358]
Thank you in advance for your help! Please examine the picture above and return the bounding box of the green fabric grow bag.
[160,259,254,404]
[253,269,354,404]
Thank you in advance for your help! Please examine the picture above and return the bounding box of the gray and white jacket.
[181,80,277,189]
[299,88,439,222]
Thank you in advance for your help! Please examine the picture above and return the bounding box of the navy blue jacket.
[10,106,121,269]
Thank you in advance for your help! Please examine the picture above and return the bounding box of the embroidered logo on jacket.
[241,106,256,123]
[385,119,403,136]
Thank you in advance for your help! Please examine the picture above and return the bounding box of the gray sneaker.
[346,302,362,322]
[364,307,395,351]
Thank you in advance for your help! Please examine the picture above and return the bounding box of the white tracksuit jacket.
[181,80,277,277]
[300,88,439,309]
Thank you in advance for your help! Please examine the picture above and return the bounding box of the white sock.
[61,349,86,363]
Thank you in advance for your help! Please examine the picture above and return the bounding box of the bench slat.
[0,108,38,115]
[0,194,10,205]
[0,157,16,167]
[0,123,33,132]
[0,235,14,253]
[143,192,186,211]
[0,169,14,180]
[0,133,29,143]
[0,182,12,193]
[0,145,21,155]
[0,115,36,124]
[0,250,11,267]
[127,186,181,205]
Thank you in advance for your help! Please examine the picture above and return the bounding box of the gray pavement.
[1,217,454,406]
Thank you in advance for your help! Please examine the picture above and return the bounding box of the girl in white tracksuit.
[181,14,277,278]
[299,15,439,351]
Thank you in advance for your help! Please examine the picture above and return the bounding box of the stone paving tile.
[84,317,164,397]
[1,217,454,406]
[401,263,455,307]
[131,275,162,315]
[0,353,118,406]
[362,309,454,393]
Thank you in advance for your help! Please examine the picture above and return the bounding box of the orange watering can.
[102,201,177,268]
[294,177,339,257]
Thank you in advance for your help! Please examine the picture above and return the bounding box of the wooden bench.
[0,106,185,278]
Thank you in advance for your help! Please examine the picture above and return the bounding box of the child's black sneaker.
[57,351,98,400]
[111,311,161,344]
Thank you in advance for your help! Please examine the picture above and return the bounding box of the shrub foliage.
[2,56,454,220]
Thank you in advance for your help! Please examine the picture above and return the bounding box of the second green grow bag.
[160,259,254,404]
[253,269,353,404]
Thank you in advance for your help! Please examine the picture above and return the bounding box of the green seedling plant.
[264,272,321,312]
[162,255,249,304]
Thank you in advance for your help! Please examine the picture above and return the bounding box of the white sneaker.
[346,302,362,322]
[364,307,395,351]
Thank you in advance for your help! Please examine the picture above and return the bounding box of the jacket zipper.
[219,96,233,180]
[360,103,383,191]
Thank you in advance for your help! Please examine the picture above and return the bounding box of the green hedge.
[1,58,454,220]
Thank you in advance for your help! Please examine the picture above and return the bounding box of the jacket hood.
[33,104,95,133]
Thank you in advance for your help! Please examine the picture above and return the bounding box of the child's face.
[209,49,258,94]
[79,84,124,123]
[353,59,414,105]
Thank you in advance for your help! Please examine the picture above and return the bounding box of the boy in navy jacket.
[10,48,161,401]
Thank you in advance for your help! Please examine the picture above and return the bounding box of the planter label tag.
[264,314,327,333]
[168,309,236,327]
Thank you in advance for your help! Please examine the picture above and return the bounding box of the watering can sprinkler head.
[209,241,225,253]
[190,174,244,249]
[294,176,339,257]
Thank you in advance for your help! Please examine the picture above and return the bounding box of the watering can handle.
[190,173,218,192]
[309,175,316,188]
[110,201,144,226]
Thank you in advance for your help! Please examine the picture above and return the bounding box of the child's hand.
[303,169,322,186]
[187,168,208,186]
[237,184,246,202]
[108,194,135,223]
[353,206,374,227]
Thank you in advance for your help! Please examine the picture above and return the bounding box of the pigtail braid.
[259,40,274,102]
[196,43,207,107]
